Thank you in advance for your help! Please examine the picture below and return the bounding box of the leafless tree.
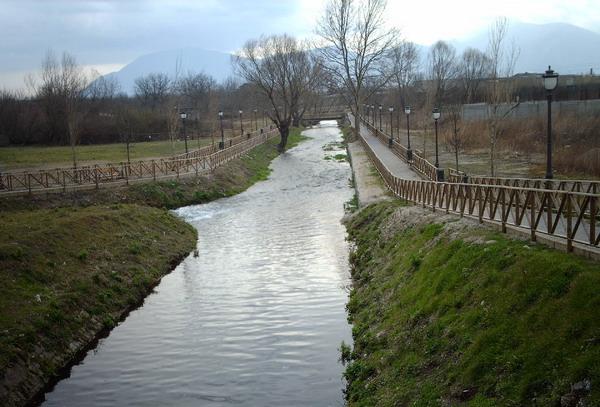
[37,51,89,168]
[389,40,420,108]
[134,72,171,110]
[233,34,316,151]
[316,0,397,133]
[427,40,458,107]
[486,17,520,176]
[86,70,121,101]
[459,48,490,104]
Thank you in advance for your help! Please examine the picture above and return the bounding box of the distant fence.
[462,99,600,121]
[0,127,278,196]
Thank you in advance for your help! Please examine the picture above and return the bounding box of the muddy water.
[41,121,354,407]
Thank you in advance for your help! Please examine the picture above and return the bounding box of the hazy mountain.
[102,22,599,95]
[102,48,235,94]
[446,22,600,75]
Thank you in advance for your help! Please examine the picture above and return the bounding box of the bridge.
[302,107,347,125]
[351,113,600,259]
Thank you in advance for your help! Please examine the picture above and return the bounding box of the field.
[0,138,214,172]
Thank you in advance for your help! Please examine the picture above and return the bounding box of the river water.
[41,121,354,407]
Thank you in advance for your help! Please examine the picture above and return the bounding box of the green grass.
[0,127,309,405]
[0,139,215,171]
[0,204,197,405]
[344,201,600,406]
[0,128,309,212]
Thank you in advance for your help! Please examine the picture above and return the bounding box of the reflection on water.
[41,121,353,407]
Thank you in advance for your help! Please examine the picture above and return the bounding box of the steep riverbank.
[0,128,307,407]
[343,201,600,406]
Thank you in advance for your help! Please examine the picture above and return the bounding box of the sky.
[1,0,599,90]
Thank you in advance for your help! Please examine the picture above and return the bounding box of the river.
[41,121,354,407]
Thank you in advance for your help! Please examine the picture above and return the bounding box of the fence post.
[530,192,537,242]
[566,194,573,252]
[94,165,99,189]
[591,195,597,245]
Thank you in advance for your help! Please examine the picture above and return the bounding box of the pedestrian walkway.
[347,140,389,207]
[357,121,421,181]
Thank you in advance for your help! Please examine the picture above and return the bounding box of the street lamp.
[371,105,375,126]
[432,108,444,182]
[405,106,412,160]
[378,104,382,131]
[542,65,559,179]
[218,110,225,149]
[239,109,244,135]
[388,106,394,147]
[180,112,188,153]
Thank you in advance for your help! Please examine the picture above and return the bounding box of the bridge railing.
[355,114,600,253]
[0,128,279,196]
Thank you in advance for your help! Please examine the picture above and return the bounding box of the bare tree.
[134,73,171,110]
[316,0,397,133]
[86,70,121,102]
[486,17,520,176]
[459,48,490,104]
[233,34,316,151]
[389,40,420,108]
[37,51,89,169]
[427,40,458,107]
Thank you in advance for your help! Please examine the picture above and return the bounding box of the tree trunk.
[278,125,290,152]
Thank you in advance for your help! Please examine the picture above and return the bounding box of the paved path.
[347,141,389,207]
[357,121,421,181]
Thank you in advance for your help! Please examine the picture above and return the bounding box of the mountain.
[101,48,235,94]
[415,22,600,76]
[448,22,600,75]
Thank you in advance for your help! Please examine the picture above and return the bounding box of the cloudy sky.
[1,0,599,90]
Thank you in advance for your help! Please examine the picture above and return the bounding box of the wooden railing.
[0,128,278,196]
[356,116,600,253]
[447,170,600,194]
[357,115,438,181]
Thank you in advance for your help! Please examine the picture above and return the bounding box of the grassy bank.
[0,205,197,406]
[0,127,308,406]
[344,201,600,406]
[0,128,307,212]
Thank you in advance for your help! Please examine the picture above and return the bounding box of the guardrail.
[355,114,600,253]
[0,128,278,196]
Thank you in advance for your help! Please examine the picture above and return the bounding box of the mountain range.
[101,22,600,94]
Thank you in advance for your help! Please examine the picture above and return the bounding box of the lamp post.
[432,108,444,181]
[371,105,375,126]
[253,109,257,131]
[405,106,412,160]
[388,106,394,147]
[239,109,244,135]
[218,110,225,149]
[378,104,382,131]
[542,65,559,179]
[180,112,188,153]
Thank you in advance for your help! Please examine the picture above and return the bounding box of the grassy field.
[0,205,197,406]
[0,127,308,406]
[0,139,215,171]
[343,201,600,406]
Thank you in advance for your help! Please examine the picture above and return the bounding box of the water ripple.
[42,122,352,407]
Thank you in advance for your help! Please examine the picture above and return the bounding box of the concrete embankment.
[0,129,307,407]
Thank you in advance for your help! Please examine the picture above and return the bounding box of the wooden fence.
[0,127,278,196]
[356,115,600,253]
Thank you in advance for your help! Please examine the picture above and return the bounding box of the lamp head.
[542,65,559,91]
[404,106,411,115]
[432,108,441,120]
